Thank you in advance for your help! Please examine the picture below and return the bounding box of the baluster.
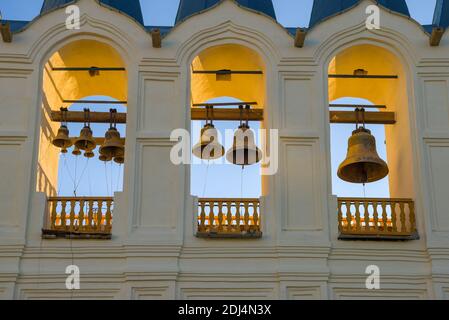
[60,200,67,230]
[50,199,57,229]
[373,201,379,233]
[244,201,250,231]
[69,199,76,232]
[364,200,370,232]
[226,201,233,232]
[346,201,352,232]
[209,201,215,232]
[355,201,361,232]
[87,199,94,232]
[199,201,206,232]
[97,200,104,231]
[381,201,388,233]
[78,199,85,232]
[409,201,417,233]
[105,199,112,232]
[253,201,259,230]
[235,201,241,231]
[391,201,398,233]
[217,201,223,232]
[399,202,406,233]
[337,200,343,232]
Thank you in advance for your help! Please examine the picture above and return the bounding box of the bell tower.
[41,0,144,24]
[309,0,410,27]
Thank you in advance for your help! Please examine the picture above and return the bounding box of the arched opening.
[36,39,127,238]
[327,44,418,239]
[189,44,266,238]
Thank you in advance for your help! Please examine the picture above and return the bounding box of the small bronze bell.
[226,124,262,166]
[99,127,124,158]
[52,108,72,150]
[74,109,96,151]
[52,125,72,149]
[338,127,389,184]
[192,123,225,160]
[100,109,124,158]
[84,150,95,158]
[113,148,125,164]
[72,146,82,156]
[74,126,96,151]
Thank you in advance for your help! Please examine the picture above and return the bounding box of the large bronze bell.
[52,125,72,149]
[226,124,262,166]
[74,126,96,151]
[99,154,112,162]
[192,123,225,160]
[337,127,389,184]
[99,127,124,158]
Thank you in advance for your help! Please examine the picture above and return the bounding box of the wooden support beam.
[192,102,258,107]
[329,104,387,109]
[52,67,126,72]
[294,28,306,48]
[62,99,128,105]
[69,137,125,146]
[151,28,161,48]
[0,22,12,43]
[51,110,395,125]
[329,74,398,79]
[191,108,264,121]
[51,111,127,124]
[430,27,445,46]
[330,111,396,124]
[192,70,263,75]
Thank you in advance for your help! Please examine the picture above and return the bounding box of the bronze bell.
[72,146,82,156]
[99,127,124,158]
[52,125,72,149]
[99,154,112,162]
[338,127,389,184]
[74,126,96,151]
[192,123,225,160]
[226,124,262,166]
[113,148,125,164]
[84,150,95,159]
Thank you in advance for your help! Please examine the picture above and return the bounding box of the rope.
[201,160,210,198]
[240,166,244,198]
[73,155,78,196]
[104,162,110,196]
[110,161,113,196]
[73,158,89,196]
[116,164,122,192]
[87,160,93,196]
[62,154,76,194]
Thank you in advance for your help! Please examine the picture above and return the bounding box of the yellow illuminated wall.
[191,44,265,108]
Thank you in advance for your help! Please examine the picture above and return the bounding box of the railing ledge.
[338,232,420,241]
[41,228,112,240]
[196,230,262,239]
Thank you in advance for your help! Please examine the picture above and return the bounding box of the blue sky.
[1,0,434,198]
[0,0,438,26]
